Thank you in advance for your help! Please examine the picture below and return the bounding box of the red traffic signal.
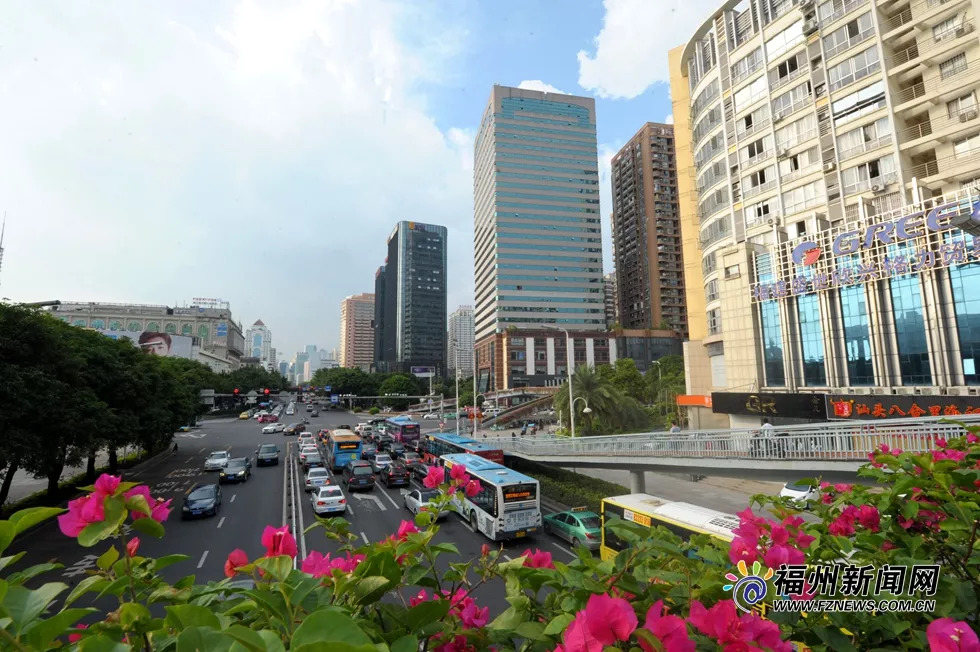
[233,388,240,395]
[264,388,271,395]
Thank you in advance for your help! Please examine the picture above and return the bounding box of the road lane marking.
[503,554,513,561]
[217,517,226,529]
[197,550,209,568]
[361,532,370,544]
[550,542,574,557]
[198,447,206,454]
[346,503,355,516]
[230,494,236,503]
[185,486,193,495]
[379,487,400,510]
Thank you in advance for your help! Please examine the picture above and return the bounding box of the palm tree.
[554,364,644,436]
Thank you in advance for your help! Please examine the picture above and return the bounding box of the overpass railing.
[482,416,979,463]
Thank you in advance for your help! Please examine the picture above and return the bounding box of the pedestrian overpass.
[482,416,979,491]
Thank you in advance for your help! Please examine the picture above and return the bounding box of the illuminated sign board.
[826,394,980,420]
[751,197,980,302]
[712,392,827,419]
[337,443,360,450]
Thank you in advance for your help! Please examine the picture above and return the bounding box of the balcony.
[884,0,970,35]
[893,58,979,110]
[782,164,823,183]
[742,149,774,168]
[825,26,875,60]
[770,66,809,93]
[745,211,777,229]
[839,134,893,160]
[829,59,881,93]
[777,126,819,151]
[907,148,980,182]
[819,0,869,26]
[772,93,814,122]
[738,115,772,140]
[842,171,899,194]
[743,179,778,199]
[889,21,975,69]
[899,107,980,144]
[783,194,828,215]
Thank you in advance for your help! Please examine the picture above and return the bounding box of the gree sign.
[791,198,980,266]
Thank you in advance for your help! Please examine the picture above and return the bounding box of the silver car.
[311,485,347,515]
[204,451,230,471]
[371,453,393,473]
[403,488,449,520]
[305,467,330,492]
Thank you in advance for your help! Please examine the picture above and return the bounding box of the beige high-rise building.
[672,0,980,428]
[339,293,375,371]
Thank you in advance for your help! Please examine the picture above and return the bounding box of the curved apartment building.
[670,0,980,426]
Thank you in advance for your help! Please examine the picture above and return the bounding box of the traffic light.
[233,388,240,396]
[264,388,271,395]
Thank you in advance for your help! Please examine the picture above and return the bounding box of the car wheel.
[543,522,550,534]
[469,511,478,531]
[571,537,581,548]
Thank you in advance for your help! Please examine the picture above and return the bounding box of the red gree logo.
[791,242,822,266]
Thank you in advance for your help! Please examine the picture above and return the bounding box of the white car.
[305,467,332,492]
[779,482,818,508]
[403,488,448,519]
[262,423,285,434]
[311,485,347,515]
[204,451,230,471]
[371,454,393,473]
[422,413,439,420]
[299,446,318,463]
[253,411,269,420]
[298,434,316,448]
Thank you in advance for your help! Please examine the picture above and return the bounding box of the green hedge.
[369,407,380,415]
[352,406,363,413]
[507,458,627,514]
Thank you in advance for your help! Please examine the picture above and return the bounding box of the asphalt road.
[9,407,578,620]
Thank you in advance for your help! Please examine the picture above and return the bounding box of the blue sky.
[0,0,715,359]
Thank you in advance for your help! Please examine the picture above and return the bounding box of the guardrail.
[482,416,979,463]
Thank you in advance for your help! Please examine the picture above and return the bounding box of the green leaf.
[293,645,377,652]
[125,493,152,517]
[64,575,110,607]
[176,626,234,652]
[252,555,293,582]
[23,608,95,649]
[901,500,920,519]
[78,496,127,547]
[292,609,373,647]
[429,542,459,555]
[132,515,166,538]
[0,552,25,573]
[353,575,391,605]
[255,630,286,652]
[224,624,268,651]
[8,507,65,536]
[153,553,192,571]
[97,546,120,571]
[7,562,62,586]
[939,519,970,532]
[78,634,131,652]
[119,602,152,628]
[516,621,546,640]
[2,582,67,634]
[391,635,419,652]
[165,603,222,629]
[543,613,575,636]
[489,605,527,631]
[358,550,402,586]
[814,626,858,652]
[401,598,450,631]
[0,521,14,557]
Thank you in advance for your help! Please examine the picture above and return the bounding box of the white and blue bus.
[326,429,362,472]
[440,453,542,541]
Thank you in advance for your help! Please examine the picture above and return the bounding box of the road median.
[506,457,627,515]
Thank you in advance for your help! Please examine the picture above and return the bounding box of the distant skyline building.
[269,347,277,372]
[245,320,273,369]
[278,360,288,377]
[603,274,617,328]
[610,122,687,336]
[373,221,448,375]
[472,85,605,345]
[448,305,475,378]
[339,293,375,371]
[292,351,309,383]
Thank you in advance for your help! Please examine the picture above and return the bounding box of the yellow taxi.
[239,411,250,420]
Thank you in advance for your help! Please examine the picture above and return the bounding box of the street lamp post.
[572,396,592,421]
[542,325,575,437]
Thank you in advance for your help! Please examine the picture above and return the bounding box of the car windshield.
[306,453,320,460]
[580,516,601,529]
[376,455,391,463]
[308,469,328,477]
[188,487,215,500]
[419,490,439,502]
[259,445,277,453]
[403,452,419,460]
[321,486,342,496]
[786,482,811,491]
[226,460,247,470]
[352,466,373,476]
[208,452,227,459]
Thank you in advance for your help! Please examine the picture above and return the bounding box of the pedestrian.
[669,420,681,434]
[520,423,527,437]
[172,441,179,455]
[761,418,775,456]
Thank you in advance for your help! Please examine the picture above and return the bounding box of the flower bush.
[0,430,978,650]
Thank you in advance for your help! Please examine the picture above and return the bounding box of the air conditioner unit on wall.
[803,20,818,35]
[871,184,884,193]
[824,161,836,172]
[766,217,778,226]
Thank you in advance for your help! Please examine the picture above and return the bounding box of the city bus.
[599,493,738,561]
[325,429,362,472]
[420,433,505,465]
[440,453,541,541]
[385,416,421,445]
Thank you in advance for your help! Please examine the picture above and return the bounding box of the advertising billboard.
[411,366,435,378]
[825,393,980,420]
[711,392,827,419]
[98,330,193,359]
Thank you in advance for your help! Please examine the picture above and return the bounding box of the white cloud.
[664,113,674,124]
[577,0,719,99]
[0,0,474,358]
[517,79,567,94]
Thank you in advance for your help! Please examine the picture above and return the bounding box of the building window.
[775,114,817,150]
[842,155,896,194]
[725,264,740,278]
[109,320,122,331]
[837,116,890,159]
[832,81,885,126]
[702,251,718,275]
[823,13,874,59]
[766,20,804,59]
[840,283,874,385]
[828,46,880,92]
[939,53,967,80]
[953,132,980,158]
[731,47,764,83]
[146,321,159,331]
[771,81,812,117]
[127,321,141,331]
[756,254,786,386]
[165,323,177,334]
[734,77,767,113]
[947,92,977,119]
[889,246,932,384]
[797,294,827,386]
[947,233,980,385]
[781,179,826,215]
[933,14,964,41]
[198,325,210,340]
[707,308,722,335]
[92,319,105,329]
[705,279,720,302]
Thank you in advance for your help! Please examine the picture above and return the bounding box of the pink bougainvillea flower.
[967,433,979,444]
[794,531,816,550]
[58,494,105,537]
[125,485,153,503]
[423,465,445,489]
[459,600,490,629]
[521,548,554,569]
[397,520,420,540]
[935,437,949,448]
[224,548,249,578]
[828,515,856,537]
[261,525,298,559]
[561,610,605,652]
[764,544,805,568]
[855,505,881,532]
[410,589,430,607]
[769,525,790,545]
[581,593,638,645]
[126,537,140,558]
[638,600,695,652]
[449,463,469,482]
[330,552,365,574]
[301,551,332,578]
[690,600,793,651]
[834,483,853,493]
[94,474,121,497]
[882,540,897,552]
[464,478,482,497]
[739,612,794,651]
[150,498,172,523]
[688,600,737,641]
[781,515,804,529]
[431,634,475,652]
[728,537,758,565]
[926,618,980,652]
[481,544,491,557]
[68,623,88,643]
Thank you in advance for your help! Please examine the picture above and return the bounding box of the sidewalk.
[3,446,137,506]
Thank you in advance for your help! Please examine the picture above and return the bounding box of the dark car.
[303,452,323,471]
[343,460,376,491]
[376,436,394,451]
[361,444,378,461]
[182,484,222,518]
[337,424,353,430]
[255,443,280,466]
[220,457,252,483]
[284,423,304,435]
[311,409,319,417]
[380,462,411,488]
[407,461,429,484]
[388,442,406,458]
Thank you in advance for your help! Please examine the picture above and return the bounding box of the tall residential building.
[279,360,288,377]
[610,123,688,336]
[448,305,475,378]
[603,273,617,328]
[292,352,309,383]
[339,293,376,371]
[245,320,272,368]
[473,85,605,344]
[671,0,980,428]
[373,222,448,375]
[269,347,277,372]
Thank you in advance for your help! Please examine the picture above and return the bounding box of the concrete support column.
[629,469,646,494]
